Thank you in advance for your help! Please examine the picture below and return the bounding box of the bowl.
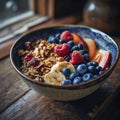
[10,25,119,101]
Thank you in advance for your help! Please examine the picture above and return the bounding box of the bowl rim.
[10,25,120,89]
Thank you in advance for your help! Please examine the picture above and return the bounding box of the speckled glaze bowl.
[10,25,119,101]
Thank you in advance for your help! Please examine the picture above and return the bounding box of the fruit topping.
[48,36,59,43]
[82,73,93,82]
[62,68,71,77]
[72,33,88,50]
[84,38,97,60]
[76,64,88,75]
[67,40,74,48]
[61,79,72,85]
[44,71,66,85]
[48,33,60,44]
[92,50,111,70]
[60,31,73,42]
[54,43,70,57]
[79,49,88,55]
[69,72,78,80]
[98,50,111,70]
[70,51,84,65]
[59,39,66,44]
[91,50,102,63]
[24,41,33,50]
[29,57,39,67]
[24,53,33,61]
[73,76,82,84]
[99,70,104,75]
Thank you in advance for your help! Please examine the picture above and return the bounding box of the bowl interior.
[11,26,119,73]
[10,25,119,88]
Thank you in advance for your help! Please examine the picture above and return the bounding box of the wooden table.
[0,16,120,120]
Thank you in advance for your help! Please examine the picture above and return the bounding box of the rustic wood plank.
[0,89,111,120]
[0,39,15,59]
[0,57,30,113]
[0,55,120,120]
[0,77,119,120]
[92,86,120,120]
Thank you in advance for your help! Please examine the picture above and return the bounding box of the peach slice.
[98,50,111,70]
[72,33,88,50]
[84,38,96,60]
[92,50,102,63]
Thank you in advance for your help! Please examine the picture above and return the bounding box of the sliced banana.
[44,61,75,85]
[51,61,75,72]
[44,71,65,85]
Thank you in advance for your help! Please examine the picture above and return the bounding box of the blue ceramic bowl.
[10,25,119,101]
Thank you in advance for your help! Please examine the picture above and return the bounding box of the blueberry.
[77,64,87,75]
[62,68,71,77]
[93,75,99,79]
[73,77,82,84]
[94,67,99,74]
[96,66,102,72]
[79,50,88,55]
[77,43,83,50]
[61,79,72,85]
[99,70,104,75]
[84,53,90,62]
[67,41,74,48]
[71,45,79,52]
[86,62,93,66]
[88,65,95,73]
[92,62,98,67]
[59,39,65,44]
[69,72,77,80]
[55,33,60,38]
[48,36,58,43]
[82,73,93,82]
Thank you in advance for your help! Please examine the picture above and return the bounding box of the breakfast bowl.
[10,25,119,101]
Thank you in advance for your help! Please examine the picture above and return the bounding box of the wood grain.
[0,58,30,113]
[36,0,47,15]
[0,55,120,119]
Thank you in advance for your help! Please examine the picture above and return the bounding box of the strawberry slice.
[70,51,84,65]
[54,43,70,57]
[98,50,111,70]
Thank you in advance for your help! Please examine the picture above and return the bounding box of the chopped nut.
[18,49,26,56]
[57,57,64,62]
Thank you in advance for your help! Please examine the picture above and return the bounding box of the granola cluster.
[19,40,65,82]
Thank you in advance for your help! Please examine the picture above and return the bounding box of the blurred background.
[1,0,120,58]
[0,0,120,44]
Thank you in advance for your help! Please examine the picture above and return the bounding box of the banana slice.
[44,71,65,85]
[51,61,75,72]
[44,61,75,85]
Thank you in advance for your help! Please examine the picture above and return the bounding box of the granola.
[19,39,65,82]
